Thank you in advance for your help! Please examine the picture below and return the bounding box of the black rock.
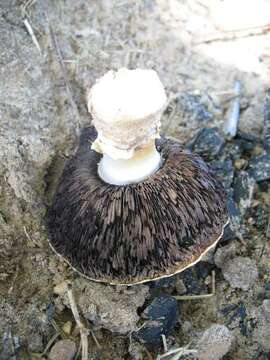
[210,159,234,190]
[149,276,176,290]
[134,295,178,346]
[176,93,213,123]
[265,282,270,291]
[187,128,224,160]
[263,89,270,150]
[226,190,241,222]
[179,268,203,295]
[221,223,235,243]
[248,153,270,181]
[233,171,255,215]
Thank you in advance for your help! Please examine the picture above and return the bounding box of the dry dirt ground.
[0,1,270,359]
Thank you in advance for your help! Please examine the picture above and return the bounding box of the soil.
[0,1,270,359]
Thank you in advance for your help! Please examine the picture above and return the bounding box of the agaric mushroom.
[47,68,228,285]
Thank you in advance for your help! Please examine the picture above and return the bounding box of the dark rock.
[134,295,178,346]
[265,282,270,291]
[149,276,176,289]
[179,268,202,295]
[195,261,214,279]
[220,302,248,336]
[233,171,255,216]
[175,93,213,123]
[248,153,270,181]
[210,159,234,190]
[220,224,235,243]
[263,89,270,150]
[234,131,261,156]
[187,128,224,160]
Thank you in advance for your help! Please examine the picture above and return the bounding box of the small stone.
[249,153,270,182]
[195,324,234,360]
[48,340,76,360]
[222,257,258,291]
[174,278,187,295]
[62,321,72,335]
[134,295,178,346]
[189,128,224,160]
[234,158,247,170]
[214,242,237,269]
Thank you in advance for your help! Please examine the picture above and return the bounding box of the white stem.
[98,141,161,185]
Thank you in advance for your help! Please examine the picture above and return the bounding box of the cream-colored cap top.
[87,68,167,159]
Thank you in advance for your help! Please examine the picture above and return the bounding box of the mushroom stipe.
[47,126,228,285]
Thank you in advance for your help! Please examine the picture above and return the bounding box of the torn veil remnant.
[47,68,228,285]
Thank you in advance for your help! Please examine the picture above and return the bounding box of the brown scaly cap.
[47,126,228,285]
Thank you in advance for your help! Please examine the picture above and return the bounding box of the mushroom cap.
[47,127,228,285]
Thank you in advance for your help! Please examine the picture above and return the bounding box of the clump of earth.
[1,1,270,359]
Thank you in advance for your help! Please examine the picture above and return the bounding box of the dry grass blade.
[66,284,89,360]
[157,344,197,360]
[23,18,42,55]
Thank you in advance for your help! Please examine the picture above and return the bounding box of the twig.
[41,332,60,357]
[196,24,270,44]
[90,329,101,349]
[162,334,168,353]
[174,271,215,301]
[66,284,89,360]
[224,81,241,138]
[23,18,42,55]
[49,26,81,132]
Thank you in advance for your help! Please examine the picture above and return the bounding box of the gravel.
[48,340,77,360]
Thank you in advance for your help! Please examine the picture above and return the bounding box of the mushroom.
[47,68,228,285]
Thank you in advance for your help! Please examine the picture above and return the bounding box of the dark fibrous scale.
[47,126,227,285]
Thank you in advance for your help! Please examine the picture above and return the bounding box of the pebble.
[248,153,270,181]
[195,324,234,360]
[134,295,178,346]
[188,128,224,159]
[222,257,258,291]
[48,340,76,360]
